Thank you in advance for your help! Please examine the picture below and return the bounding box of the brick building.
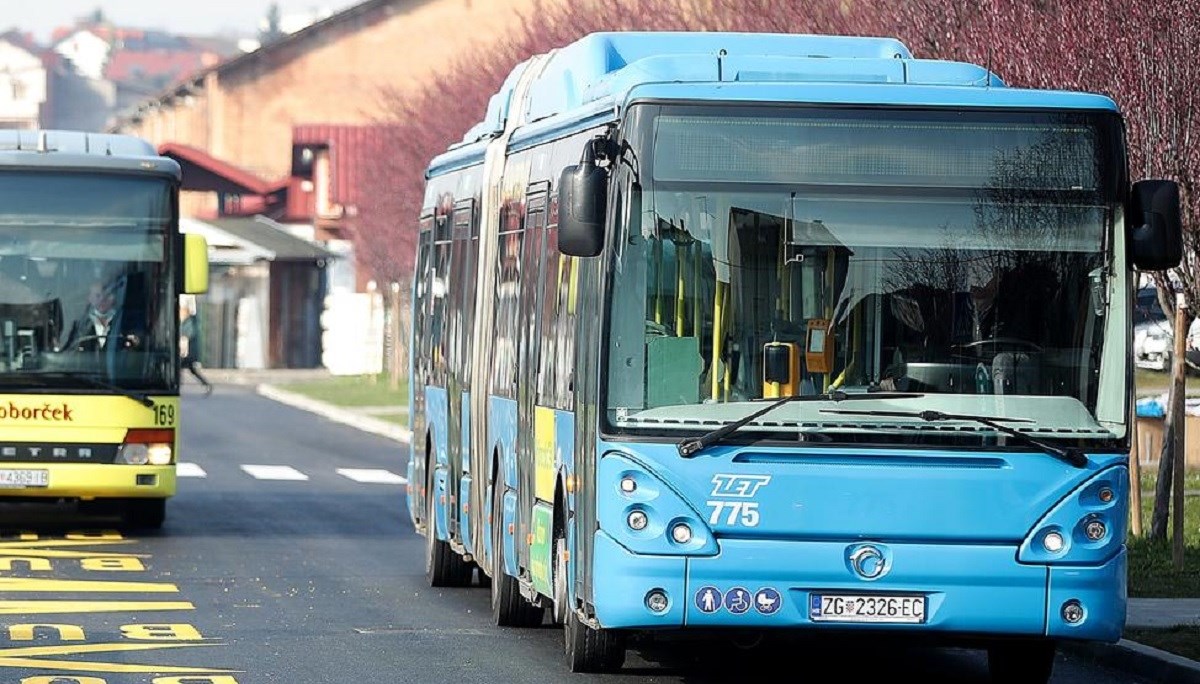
[107,0,542,370]
[111,0,540,232]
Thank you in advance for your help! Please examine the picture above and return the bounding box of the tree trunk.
[1151,299,1190,540]
[1150,419,1176,540]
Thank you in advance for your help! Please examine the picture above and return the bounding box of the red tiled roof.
[158,142,280,196]
[292,124,395,207]
[104,50,210,84]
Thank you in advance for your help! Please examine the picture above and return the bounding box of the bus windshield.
[0,171,177,391]
[604,105,1126,446]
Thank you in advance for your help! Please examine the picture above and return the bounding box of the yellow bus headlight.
[118,429,175,465]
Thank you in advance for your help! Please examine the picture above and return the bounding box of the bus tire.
[564,603,626,673]
[124,498,165,530]
[986,638,1056,684]
[425,465,472,588]
[489,483,543,627]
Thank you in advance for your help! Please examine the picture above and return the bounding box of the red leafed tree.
[865,0,1199,541]
[354,0,870,290]
[357,0,1200,504]
[1101,0,1199,541]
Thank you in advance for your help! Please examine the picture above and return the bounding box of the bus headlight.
[117,429,175,465]
[599,451,718,556]
[146,443,173,465]
[1019,466,1126,565]
[627,510,649,531]
[671,522,693,544]
[116,442,172,465]
[116,444,148,465]
[1043,530,1065,553]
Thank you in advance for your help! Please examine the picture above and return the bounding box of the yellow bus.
[0,130,208,529]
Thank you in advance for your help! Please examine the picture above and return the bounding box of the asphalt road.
[0,382,1159,683]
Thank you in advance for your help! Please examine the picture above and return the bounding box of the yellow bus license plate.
[0,469,49,487]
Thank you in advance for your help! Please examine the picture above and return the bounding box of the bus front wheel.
[564,604,626,673]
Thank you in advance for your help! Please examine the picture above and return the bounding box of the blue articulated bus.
[406,31,1182,681]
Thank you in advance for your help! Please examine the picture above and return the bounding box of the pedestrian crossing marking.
[336,468,407,484]
[176,462,207,478]
[177,464,407,483]
[240,465,308,481]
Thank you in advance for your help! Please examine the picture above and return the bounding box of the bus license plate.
[810,594,926,624]
[0,469,48,488]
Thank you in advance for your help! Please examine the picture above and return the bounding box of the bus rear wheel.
[124,498,165,530]
[987,638,1056,684]
[489,484,543,627]
[424,466,472,588]
[564,603,626,673]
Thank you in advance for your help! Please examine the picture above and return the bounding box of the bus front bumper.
[0,462,176,499]
[591,532,1125,641]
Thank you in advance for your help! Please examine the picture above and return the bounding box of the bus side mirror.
[184,233,209,294]
[1129,179,1183,271]
[558,139,609,257]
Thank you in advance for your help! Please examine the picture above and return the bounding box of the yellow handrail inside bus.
[676,244,685,337]
[711,279,725,401]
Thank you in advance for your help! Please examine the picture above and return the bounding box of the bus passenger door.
[516,191,548,576]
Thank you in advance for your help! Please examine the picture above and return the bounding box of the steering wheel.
[955,337,1044,354]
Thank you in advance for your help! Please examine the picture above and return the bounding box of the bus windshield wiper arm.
[30,371,155,408]
[677,390,924,458]
[820,408,1088,468]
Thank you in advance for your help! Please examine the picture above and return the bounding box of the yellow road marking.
[0,578,177,592]
[0,641,236,673]
[0,601,194,614]
[0,540,145,559]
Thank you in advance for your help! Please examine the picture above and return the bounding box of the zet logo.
[709,474,771,498]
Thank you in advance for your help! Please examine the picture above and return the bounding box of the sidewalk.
[215,369,1200,683]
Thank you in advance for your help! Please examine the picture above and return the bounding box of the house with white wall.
[52,30,110,81]
[0,39,47,129]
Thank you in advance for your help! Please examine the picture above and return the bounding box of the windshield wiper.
[27,371,155,408]
[820,408,1088,468]
[677,390,924,458]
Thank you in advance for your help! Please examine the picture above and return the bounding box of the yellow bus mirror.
[184,233,209,294]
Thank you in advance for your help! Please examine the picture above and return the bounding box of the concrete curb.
[1062,638,1200,684]
[256,384,412,444]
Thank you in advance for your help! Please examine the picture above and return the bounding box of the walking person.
[180,298,212,395]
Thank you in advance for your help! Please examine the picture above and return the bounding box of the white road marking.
[176,462,207,478]
[336,468,407,484]
[241,465,309,480]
